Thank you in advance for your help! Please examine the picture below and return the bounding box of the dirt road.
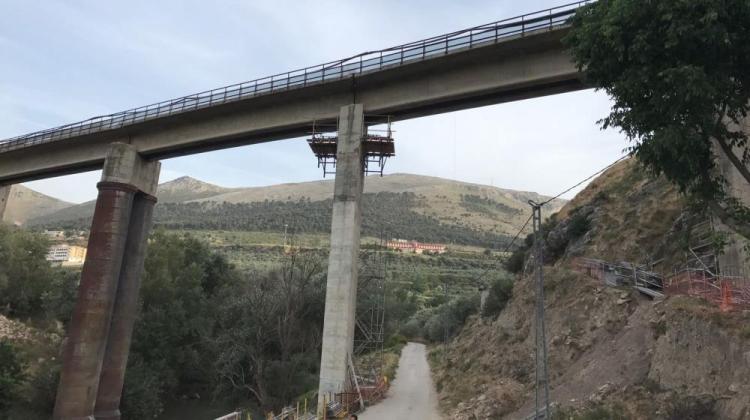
[360,342,443,420]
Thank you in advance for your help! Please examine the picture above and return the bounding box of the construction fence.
[572,258,750,312]
[664,269,750,312]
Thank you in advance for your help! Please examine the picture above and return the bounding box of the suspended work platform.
[308,118,395,177]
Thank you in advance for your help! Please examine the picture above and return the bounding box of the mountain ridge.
[23,174,565,243]
[2,185,73,225]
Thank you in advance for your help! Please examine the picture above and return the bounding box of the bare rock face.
[649,309,750,419]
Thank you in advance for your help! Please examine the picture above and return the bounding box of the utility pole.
[443,276,449,361]
[529,200,550,418]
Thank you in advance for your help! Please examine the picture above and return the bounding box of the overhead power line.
[470,154,631,285]
[541,155,630,206]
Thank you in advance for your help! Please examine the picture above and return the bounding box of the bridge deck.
[0,1,591,185]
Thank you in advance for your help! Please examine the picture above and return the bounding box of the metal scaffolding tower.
[353,233,389,383]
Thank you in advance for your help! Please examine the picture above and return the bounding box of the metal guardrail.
[0,1,592,154]
[574,258,665,297]
[214,411,244,420]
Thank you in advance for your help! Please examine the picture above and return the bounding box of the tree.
[211,251,325,409]
[0,225,54,317]
[123,231,238,418]
[565,0,750,236]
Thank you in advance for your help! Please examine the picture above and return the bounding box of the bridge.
[0,2,607,419]
[0,2,589,186]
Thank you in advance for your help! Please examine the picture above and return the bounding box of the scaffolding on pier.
[353,232,389,395]
[307,117,395,177]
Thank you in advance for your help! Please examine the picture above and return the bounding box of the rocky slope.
[431,159,750,419]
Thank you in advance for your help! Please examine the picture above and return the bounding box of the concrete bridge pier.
[317,104,365,414]
[714,115,750,277]
[53,143,160,420]
[94,191,157,420]
[0,185,9,222]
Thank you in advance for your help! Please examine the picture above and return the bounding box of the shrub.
[666,395,716,420]
[41,269,80,327]
[504,248,527,273]
[25,359,60,416]
[385,334,407,350]
[400,318,423,339]
[421,294,479,342]
[0,339,26,414]
[567,211,592,240]
[121,356,165,420]
[482,277,513,318]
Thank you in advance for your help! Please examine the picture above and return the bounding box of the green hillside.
[26,174,565,248]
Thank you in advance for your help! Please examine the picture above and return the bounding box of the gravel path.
[360,342,443,420]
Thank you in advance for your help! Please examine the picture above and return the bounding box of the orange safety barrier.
[665,270,750,312]
[571,257,750,312]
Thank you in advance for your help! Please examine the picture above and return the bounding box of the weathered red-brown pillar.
[94,192,157,420]
[53,143,160,420]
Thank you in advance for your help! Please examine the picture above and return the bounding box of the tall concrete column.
[54,143,160,420]
[714,115,750,277]
[318,104,365,413]
[0,185,10,222]
[94,192,158,420]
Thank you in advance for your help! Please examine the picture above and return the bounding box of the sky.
[0,0,628,204]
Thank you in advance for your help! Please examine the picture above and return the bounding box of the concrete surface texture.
[360,342,443,420]
[95,193,158,420]
[53,179,136,420]
[100,143,161,196]
[318,104,365,412]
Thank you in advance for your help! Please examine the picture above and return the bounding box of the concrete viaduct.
[11,2,744,419]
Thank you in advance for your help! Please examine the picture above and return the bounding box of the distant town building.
[386,239,447,254]
[46,245,87,267]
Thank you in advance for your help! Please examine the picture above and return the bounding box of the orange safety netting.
[664,270,750,312]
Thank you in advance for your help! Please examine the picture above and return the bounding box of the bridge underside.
[0,28,583,185]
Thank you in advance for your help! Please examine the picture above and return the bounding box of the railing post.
[549,9,553,29]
